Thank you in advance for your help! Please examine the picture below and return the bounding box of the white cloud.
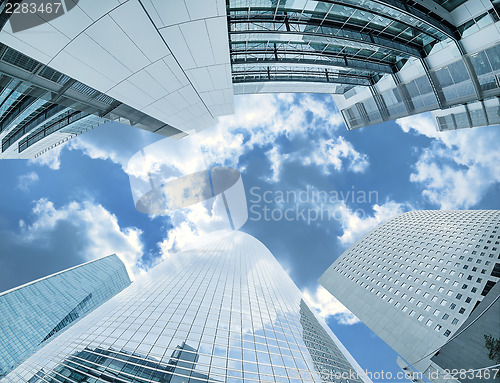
[52,94,349,186]
[266,146,289,183]
[397,114,500,209]
[336,200,413,246]
[29,145,64,170]
[157,199,231,258]
[17,171,39,191]
[21,198,145,280]
[69,138,128,169]
[303,284,359,325]
[60,94,363,187]
[303,136,369,174]
[196,94,347,176]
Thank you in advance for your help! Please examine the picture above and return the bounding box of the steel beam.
[229,16,422,57]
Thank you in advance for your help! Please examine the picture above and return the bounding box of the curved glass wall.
[4,232,370,383]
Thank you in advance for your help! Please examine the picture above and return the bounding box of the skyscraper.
[319,210,500,381]
[0,254,131,378]
[0,0,498,159]
[3,232,371,383]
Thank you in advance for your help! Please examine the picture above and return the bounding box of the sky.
[1,93,499,381]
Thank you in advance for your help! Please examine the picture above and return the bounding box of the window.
[417,315,424,321]
[442,314,449,320]
[452,318,459,325]
[450,303,456,310]
[435,324,442,331]
[426,319,433,326]
[456,293,462,300]
[444,330,451,337]
[459,307,466,314]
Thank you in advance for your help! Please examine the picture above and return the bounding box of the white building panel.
[73,0,122,22]
[109,1,170,62]
[461,23,500,53]
[42,2,93,39]
[62,33,132,85]
[84,16,151,74]
[0,0,233,134]
[185,0,219,21]
[49,51,117,92]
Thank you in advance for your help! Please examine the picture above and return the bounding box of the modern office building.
[319,210,500,382]
[0,0,498,159]
[430,281,500,383]
[3,231,371,383]
[0,254,131,378]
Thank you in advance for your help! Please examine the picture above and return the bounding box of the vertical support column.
[419,58,445,109]
[480,100,490,126]
[463,102,473,128]
[391,73,414,114]
[355,102,369,125]
[369,82,389,120]
[456,41,482,101]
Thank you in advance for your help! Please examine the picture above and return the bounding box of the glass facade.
[0,56,108,159]
[0,255,131,378]
[320,210,500,379]
[435,97,500,131]
[0,41,184,159]
[4,232,370,383]
[227,0,447,87]
[0,0,495,157]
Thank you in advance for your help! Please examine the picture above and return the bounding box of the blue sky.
[1,93,499,381]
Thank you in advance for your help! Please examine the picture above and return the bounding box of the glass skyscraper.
[0,254,131,378]
[3,232,371,383]
[319,210,500,382]
[0,0,498,159]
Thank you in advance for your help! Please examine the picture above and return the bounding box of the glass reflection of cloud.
[128,136,248,245]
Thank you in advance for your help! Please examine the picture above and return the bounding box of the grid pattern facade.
[0,0,496,151]
[434,96,500,131]
[0,40,184,159]
[0,255,131,378]
[228,0,449,85]
[0,47,109,159]
[4,232,370,383]
[319,210,500,374]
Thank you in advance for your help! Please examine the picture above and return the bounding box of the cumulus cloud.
[266,146,289,183]
[199,94,345,171]
[69,138,128,169]
[336,200,413,246]
[21,198,145,280]
[157,198,232,258]
[29,145,64,170]
[303,136,369,174]
[397,114,500,209]
[56,94,351,186]
[303,284,359,325]
[17,171,39,191]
